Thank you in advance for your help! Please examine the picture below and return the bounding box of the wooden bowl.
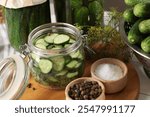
[91,58,128,94]
[65,77,105,100]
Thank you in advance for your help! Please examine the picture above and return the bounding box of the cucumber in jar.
[31,32,84,88]
[3,1,50,50]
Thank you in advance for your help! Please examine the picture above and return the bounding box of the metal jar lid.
[0,55,29,100]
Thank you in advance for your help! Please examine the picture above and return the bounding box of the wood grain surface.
[20,61,140,100]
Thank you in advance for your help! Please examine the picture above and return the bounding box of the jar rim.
[28,23,82,56]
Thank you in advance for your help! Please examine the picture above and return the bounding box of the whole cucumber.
[124,0,150,6]
[70,0,82,9]
[88,0,103,25]
[128,19,143,44]
[74,6,89,25]
[139,19,150,34]
[123,8,138,23]
[141,36,150,53]
[134,3,150,18]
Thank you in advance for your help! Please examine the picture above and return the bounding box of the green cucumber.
[66,60,78,69]
[139,19,150,34]
[51,45,63,50]
[39,59,53,74]
[64,44,71,48]
[141,36,150,53]
[134,3,150,18]
[88,0,103,25]
[56,70,68,76]
[74,6,89,25]
[123,8,138,23]
[67,71,78,78]
[31,53,40,63]
[69,39,76,44]
[50,56,65,72]
[54,34,70,44]
[35,44,46,49]
[47,77,58,82]
[71,0,82,9]
[70,50,80,58]
[44,33,58,43]
[3,1,50,50]
[36,38,49,46]
[128,19,143,44]
[124,0,150,6]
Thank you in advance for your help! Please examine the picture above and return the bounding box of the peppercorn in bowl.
[91,58,128,94]
[65,77,105,100]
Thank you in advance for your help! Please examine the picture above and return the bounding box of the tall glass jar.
[2,0,50,51]
[28,23,85,89]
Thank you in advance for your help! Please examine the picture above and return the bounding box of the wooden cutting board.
[20,61,140,100]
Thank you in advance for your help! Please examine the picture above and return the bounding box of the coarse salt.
[94,63,123,81]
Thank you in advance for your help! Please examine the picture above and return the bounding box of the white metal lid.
[0,55,29,100]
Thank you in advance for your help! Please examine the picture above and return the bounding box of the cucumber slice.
[54,34,70,44]
[39,59,53,74]
[31,53,40,63]
[67,71,78,78]
[50,56,65,71]
[44,33,58,43]
[70,50,80,58]
[75,62,82,68]
[65,56,71,64]
[77,53,84,60]
[64,44,71,48]
[66,60,78,69]
[69,38,76,43]
[51,45,63,50]
[47,45,54,49]
[47,77,58,82]
[35,44,46,49]
[56,70,68,76]
[36,38,49,46]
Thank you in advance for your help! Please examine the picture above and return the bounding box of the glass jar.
[28,23,85,89]
[2,0,50,51]
[0,55,29,100]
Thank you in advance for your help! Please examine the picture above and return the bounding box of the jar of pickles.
[28,23,85,89]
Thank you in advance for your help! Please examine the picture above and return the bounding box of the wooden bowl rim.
[91,58,128,83]
[65,77,105,100]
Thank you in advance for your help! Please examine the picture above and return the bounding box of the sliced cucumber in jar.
[36,38,49,46]
[31,53,40,63]
[47,77,58,82]
[35,44,46,49]
[69,38,76,44]
[50,56,65,72]
[66,60,78,69]
[39,59,53,74]
[64,44,71,48]
[70,50,80,58]
[56,70,68,76]
[54,34,70,44]
[44,33,58,43]
[67,71,78,78]
[51,45,63,50]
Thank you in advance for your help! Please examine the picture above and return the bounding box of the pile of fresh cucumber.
[30,33,84,88]
[71,0,103,26]
[123,0,150,53]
